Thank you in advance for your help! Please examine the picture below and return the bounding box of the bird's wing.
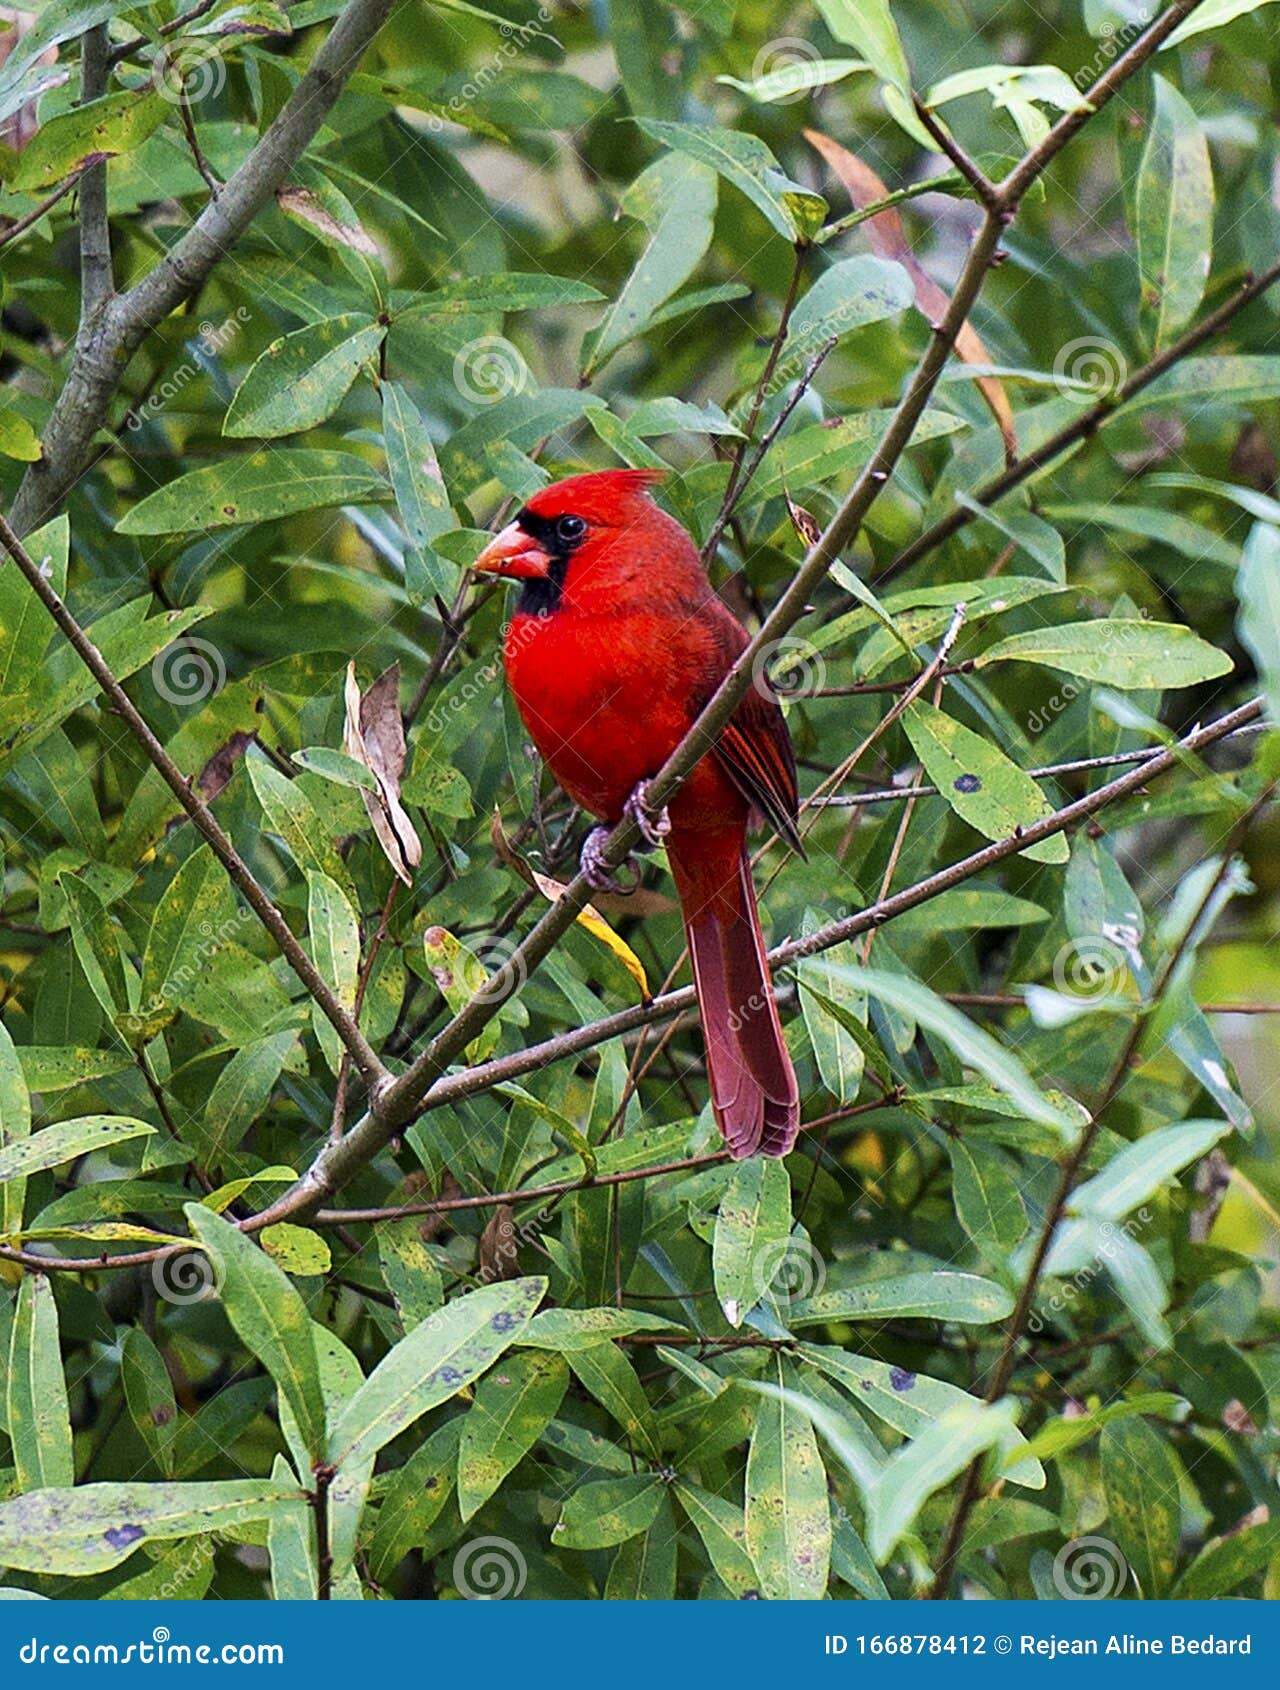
[714,685,805,857]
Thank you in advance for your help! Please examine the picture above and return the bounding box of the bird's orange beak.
[473,520,551,580]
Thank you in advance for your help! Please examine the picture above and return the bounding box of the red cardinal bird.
[474,469,801,1159]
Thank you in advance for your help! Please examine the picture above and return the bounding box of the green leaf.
[814,0,910,95]
[791,1270,1013,1327]
[949,1139,1027,1257]
[200,1032,299,1167]
[1237,521,1280,724]
[376,1217,444,1330]
[1135,76,1213,349]
[267,1455,318,1601]
[1173,1515,1280,1599]
[224,314,383,438]
[1069,1118,1230,1222]
[184,1205,328,1464]
[566,1341,659,1457]
[1165,0,1280,44]
[869,1399,1020,1563]
[247,757,348,885]
[366,1420,459,1583]
[381,381,458,605]
[520,1306,679,1350]
[116,451,384,535]
[457,1349,567,1521]
[903,698,1070,864]
[120,1328,178,1479]
[954,491,1065,580]
[582,153,717,376]
[774,256,913,383]
[12,90,168,191]
[396,272,604,322]
[633,119,826,243]
[0,1021,33,1239]
[6,1274,73,1490]
[800,1344,1045,1490]
[1101,1417,1181,1596]
[675,1482,761,1597]
[604,1492,677,1598]
[0,1479,298,1575]
[744,1363,830,1599]
[0,1116,155,1190]
[0,514,68,701]
[552,1474,664,1550]
[976,618,1232,689]
[718,57,870,103]
[796,929,868,1104]
[260,1223,331,1276]
[327,1277,545,1470]
[839,964,1079,1136]
[305,870,360,1077]
[712,1157,792,1327]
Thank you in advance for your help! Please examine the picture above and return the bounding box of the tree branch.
[0,513,386,1086]
[9,0,396,534]
[77,24,114,325]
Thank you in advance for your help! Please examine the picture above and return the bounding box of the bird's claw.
[580,825,642,896]
[624,780,671,850]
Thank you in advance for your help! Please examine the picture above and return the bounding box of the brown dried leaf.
[275,184,379,256]
[1223,1399,1259,1437]
[805,128,1017,464]
[478,1204,520,1283]
[0,10,60,150]
[343,662,422,885]
[197,730,257,803]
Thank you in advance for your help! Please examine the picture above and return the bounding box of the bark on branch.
[8,0,396,535]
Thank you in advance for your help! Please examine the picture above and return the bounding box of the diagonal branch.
[0,514,386,1086]
[876,251,1280,585]
[9,0,397,535]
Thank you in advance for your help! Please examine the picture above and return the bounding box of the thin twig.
[929,784,1269,1596]
[912,97,1000,210]
[0,513,386,1086]
[700,243,809,568]
[876,253,1280,586]
[0,172,85,251]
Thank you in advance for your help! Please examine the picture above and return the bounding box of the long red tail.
[667,826,799,1160]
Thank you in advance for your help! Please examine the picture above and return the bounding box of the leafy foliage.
[0,0,1278,1604]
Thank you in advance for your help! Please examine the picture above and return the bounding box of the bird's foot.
[580,825,641,896]
[624,779,671,851]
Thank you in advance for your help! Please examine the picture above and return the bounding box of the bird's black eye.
[555,514,586,545]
